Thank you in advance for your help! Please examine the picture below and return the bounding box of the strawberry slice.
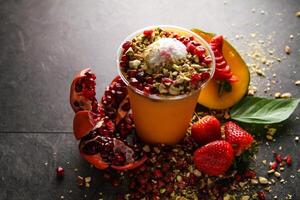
[193,140,234,176]
[210,35,239,83]
[191,115,221,145]
[224,121,254,156]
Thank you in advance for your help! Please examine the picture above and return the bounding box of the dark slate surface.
[0,0,299,199]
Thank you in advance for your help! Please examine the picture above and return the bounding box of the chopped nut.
[294,80,300,85]
[266,135,273,141]
[251,179,259,185]
[176,175,182,182]
[85,177,91,183]
[262,160,267,165]
[258,176,269,185]
[77,176,84,186]
[295,11,300,17]
[142,145,151,152]
[280,167,285,171]
[241,195,250,200]
[239,181,247,187]
[129,60,141,69]
[255,69,265,77]
[193,169,202,177]
[267,128,277,136]
[274,171,281,177]
[153,147,160,154]
[267,169,275,174]
[223,193,233,200]
[274,92,281,98]
[295,136,299,142]
[284,45,291,54]
[280,92,292,98]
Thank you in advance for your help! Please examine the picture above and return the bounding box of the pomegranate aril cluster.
[74,70,99,113]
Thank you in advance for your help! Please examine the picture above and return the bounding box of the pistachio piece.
[172,64,181,71]
[129,60,141,69]
[169,85,181,95]
[125,47,134,56]
[158,83,168,94]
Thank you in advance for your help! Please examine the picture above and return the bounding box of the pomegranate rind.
[80,152,109,169]
[73,110,101,140]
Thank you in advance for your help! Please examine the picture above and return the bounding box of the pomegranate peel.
[80,152,109,170]
[73,110,102,140]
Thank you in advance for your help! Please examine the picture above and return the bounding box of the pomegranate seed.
[275,154,282,163]
[257,191,266,200]
[120,61,127,68]
[271,161,278,170]
[285,155,292,165]
[235,174,242,182]
[56,166,64,179]
[121,55,128,62]
[145,76,154,84]
[243,169,256,179]
[143,29,153,37]
[154,169,163,178]
[191,73,202,85]
[127,70,138,78]
[194,46,206,57]
[162,77,173,85]
[201,72,210,81]
[129,78,139,87]
[122,41,131,51]
[186,43,196,54]
[204,56,212,64]
[143,86,152,94]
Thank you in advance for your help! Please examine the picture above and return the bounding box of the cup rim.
[117,25,215,101]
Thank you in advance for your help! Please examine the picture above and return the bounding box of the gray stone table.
[0,0,299,199]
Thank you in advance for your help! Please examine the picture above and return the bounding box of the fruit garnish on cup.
[117,25,215,144]
[192,29,250,110]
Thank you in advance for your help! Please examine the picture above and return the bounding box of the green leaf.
[230,96,300,124]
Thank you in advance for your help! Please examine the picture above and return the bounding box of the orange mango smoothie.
[117,25,215,144]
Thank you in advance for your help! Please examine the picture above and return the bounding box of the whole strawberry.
[193,140,234,176]
[224,121,254,156]
[191,115,221,145]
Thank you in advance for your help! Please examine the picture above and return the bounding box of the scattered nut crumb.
[294,80,300,85]
[274,92,281,98]
[259,176,269,185]
[295,11,300,17]
[284,45,291,54]
[280,92,292,98]
[274,171,281,177]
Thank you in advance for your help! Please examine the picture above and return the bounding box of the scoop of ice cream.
[144,38,187,70]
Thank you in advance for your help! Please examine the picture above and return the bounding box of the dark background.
[0,0,299,199]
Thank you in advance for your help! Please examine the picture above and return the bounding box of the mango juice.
[128,87,200,144]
